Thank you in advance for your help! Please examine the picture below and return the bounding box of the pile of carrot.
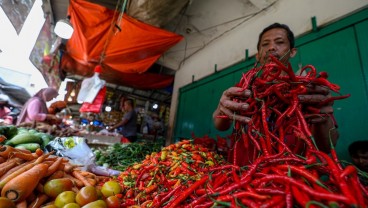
[0,144,107,207]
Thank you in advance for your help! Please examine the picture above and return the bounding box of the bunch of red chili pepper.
[116,140,225,207]
[175,55,365,207]
[114,55,368,207]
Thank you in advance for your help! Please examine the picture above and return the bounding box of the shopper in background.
[109,98,138,142]
[349,140,368,172]
[348,140,368,185]
[16,87,61,125]
[0,94,13,125]
[213,23,339,165]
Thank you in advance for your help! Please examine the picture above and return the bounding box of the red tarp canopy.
[61,0,183,89]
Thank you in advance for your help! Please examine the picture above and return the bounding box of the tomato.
[0,197,15,208]
[44,178,74,198]
[105,195,120,208]
[80,199,107,208]
[75,186,99,206]
[54,191,76,208]
[63,203,80,208]
[100,181,122,198]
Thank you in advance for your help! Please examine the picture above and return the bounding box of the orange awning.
[62,0,183,89]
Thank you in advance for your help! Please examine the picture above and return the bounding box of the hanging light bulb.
[54,18,74,39]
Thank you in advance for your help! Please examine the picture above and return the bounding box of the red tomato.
[105,195,120,208]
[75,186,99,206]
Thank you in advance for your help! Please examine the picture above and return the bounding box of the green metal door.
[291,26,368,161]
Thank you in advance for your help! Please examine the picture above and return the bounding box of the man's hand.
[213,87,252,131]
[298,84,334,123]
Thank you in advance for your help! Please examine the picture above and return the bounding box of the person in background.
[16,87,61,125]
[348,140,368,185]
[213,23,339,165]
[109,98,138,142]
[0,94,13,125]
[349,140,368,172]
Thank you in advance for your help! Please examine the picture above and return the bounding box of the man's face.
[352,150,368,172]
[256,28,296,65]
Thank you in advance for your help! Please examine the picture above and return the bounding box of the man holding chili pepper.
[213,23,339,162]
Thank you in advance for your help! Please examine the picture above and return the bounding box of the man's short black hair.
[124,98,134,107]
[257,23,295,50]
[348,140,368,157]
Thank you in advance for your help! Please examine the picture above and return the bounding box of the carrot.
[1,163,49,202]
[79,171,96,178]
[45,157,63,177]
[0,160,34,181]
[25,192,36,204]
[72,171,92,187]
[0,145,31,158]
[11,152,36,161]
[46,170,64,181]
[0,153,49,189]
[0,196,16,208]
[36,183,44,193]
[0,158,23,178]
[63,162,80,173]
[64,173,84,187]
[0,135,6,143]
[28,193,48,208]
[15,200,27,208]
[34,148,44,157]
[86,178,97,186]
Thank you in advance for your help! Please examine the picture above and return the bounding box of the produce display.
[93,142,163,171]
[0,144,111,207]
[1,54,367,208]
[0,126,54,152]
[116,140,225,207]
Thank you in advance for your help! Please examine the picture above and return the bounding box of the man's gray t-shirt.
[120,110,137,137]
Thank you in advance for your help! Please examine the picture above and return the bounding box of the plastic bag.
[46,136,94,170]
[77,66,105,103]
[46,136,121,176]
[79,86,106,113]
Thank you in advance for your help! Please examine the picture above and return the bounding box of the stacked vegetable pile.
[113,56,367,207]
[116,140,225,207]
[93,142,163,171]
[0,144,115,207]
[0,126,53,152]
[182,56,364,207]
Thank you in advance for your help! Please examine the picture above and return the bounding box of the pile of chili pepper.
[114,55,367,207]
[160,55,365,207]
[116,140,225,207]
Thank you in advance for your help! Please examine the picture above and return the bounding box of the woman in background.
[0,94,13,125]
[16,87,61,125]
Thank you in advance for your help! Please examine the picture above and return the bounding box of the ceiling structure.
[48,0,274,106]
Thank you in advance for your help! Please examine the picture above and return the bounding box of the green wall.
[174,8,368,161]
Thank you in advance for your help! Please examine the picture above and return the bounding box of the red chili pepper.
[311,150,357,205]
[213,173,228,189]
[165,175,209,208]
[276,164,328,189]
[144,184,158,194]
[217,191,270,201]
[154,186,181,208]
[253,174,351,204]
